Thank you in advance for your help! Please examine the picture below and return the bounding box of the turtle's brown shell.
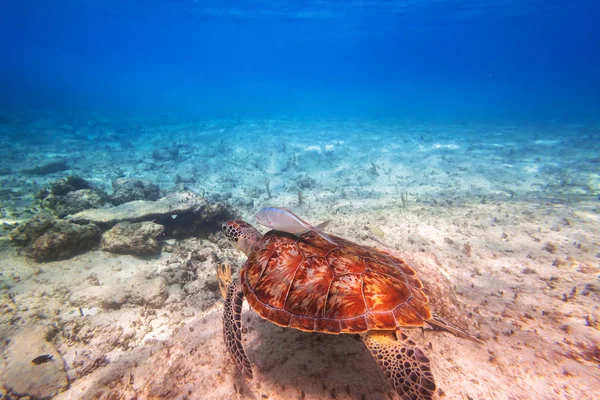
[241,230,432,333]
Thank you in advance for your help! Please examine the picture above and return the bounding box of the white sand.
[1,198,599,399]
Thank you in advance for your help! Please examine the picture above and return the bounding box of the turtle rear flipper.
[362,330,436,400]
[223,277,253,378]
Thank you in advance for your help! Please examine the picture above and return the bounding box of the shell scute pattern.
[326,248,366,275]
[366,311,397,329]
[394,304,426,326]
[362,256,407,283]
[250,241,301,309]
[289,315,317,331]
[325,274,367,319]
[243,230,431,333]
[340,315,369,332]
[285,257,332,317]
[362,271,412,312]
[267,308,292,326]
[295,234,334,257]
[245,239,275,288]
[315,318,342,333]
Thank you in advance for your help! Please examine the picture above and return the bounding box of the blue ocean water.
[1,0,598,213]
[1,0,599,121]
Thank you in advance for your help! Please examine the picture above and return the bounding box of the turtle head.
[222,220,263,256]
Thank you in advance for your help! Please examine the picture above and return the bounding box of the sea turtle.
[218,220,481,400]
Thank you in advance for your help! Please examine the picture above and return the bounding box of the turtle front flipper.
[361,330,436,400]
[218,262,233,299]
[223,276,253,378]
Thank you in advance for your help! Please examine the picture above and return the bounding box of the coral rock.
[110,178,160,205]
[67,191,234,236]
[9,213,101,262]
[48,175,92,196]
[101,221,165,256]
[42,189,110,218]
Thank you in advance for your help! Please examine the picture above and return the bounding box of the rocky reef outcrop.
[100,221,165,256]
[42,189,110,218]
[9,213,101,262]
[109,178,160,205]
[68,191,234,237]
[35,176,110,218]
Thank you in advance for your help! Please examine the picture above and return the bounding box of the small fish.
[31,354,54,365]
[256,207,336,245]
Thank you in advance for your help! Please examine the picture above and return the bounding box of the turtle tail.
[427,313,483,344]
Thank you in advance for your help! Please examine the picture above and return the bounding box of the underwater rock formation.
[110,177,160,205]
[0,326,68,398]
[47,175,92,195]
[35,176,110,218]
[67,191,234,236]
[101,221,165,256]
[9,213,101,262]
[42,189,110,218]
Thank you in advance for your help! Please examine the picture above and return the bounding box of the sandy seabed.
[0,117,599,399]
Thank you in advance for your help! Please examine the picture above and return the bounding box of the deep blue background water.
[1,0,599,121]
